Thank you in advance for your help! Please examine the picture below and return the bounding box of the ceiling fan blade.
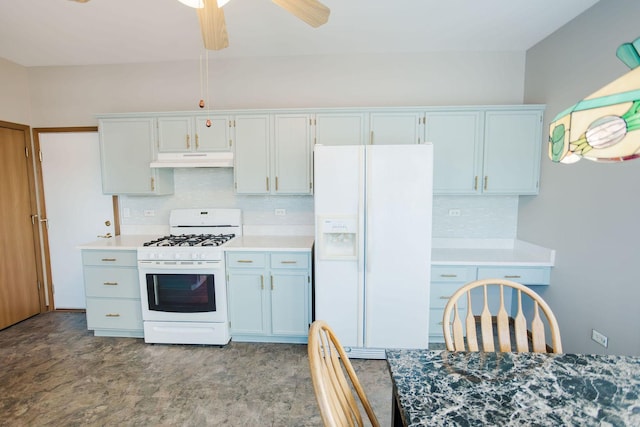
[272,0,330,28]
[197,0,230,51]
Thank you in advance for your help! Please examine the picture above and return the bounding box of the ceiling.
[0,0,600,67]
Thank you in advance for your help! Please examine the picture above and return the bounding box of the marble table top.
[386,350,640,427]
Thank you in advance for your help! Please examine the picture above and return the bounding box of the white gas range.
[137,208,241,345]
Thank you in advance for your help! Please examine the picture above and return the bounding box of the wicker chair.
[442,279,562,353]
[308,320,380,427]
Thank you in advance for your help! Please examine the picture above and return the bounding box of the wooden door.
[0,122,42,329]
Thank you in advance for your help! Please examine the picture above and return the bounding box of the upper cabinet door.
[234,115,271,194]
[99,117,173,195]
[194,116,232,152]
[482,110,543,195]
[427,111,483,195]
[369,111,423,145]
[157,117,192,152]
[273,114,313,195]
[315,112,368,146]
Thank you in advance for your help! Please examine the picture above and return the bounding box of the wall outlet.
[591,329,608,348]
[275,208,286,216]
[143,209,155,217]
[448,209,461,217]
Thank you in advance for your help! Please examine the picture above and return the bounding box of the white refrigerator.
[314,144,433,359]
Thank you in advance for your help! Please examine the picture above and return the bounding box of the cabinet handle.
[237,260,253,263]
[101,258,117,262]
[195,134,199,150]
[103,282,118,286]
[484,176,488,191]
[440,274,457,278]
[105,313,120,317]
[504,275,521,279]
[275,176,279,191]
[474,176,478,191]
[369,130,374,145]
[151,177,155,191]
[271,276,274,290]
[280,261,297,264]
[266,177,270,191]
[439,296,452,300]
[186,134,190,149]
[260,275,264,290]
[229,139,232,147]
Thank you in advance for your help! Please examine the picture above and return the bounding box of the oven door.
[138,261,227,323]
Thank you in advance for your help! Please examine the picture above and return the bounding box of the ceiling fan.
[183,0,331,51]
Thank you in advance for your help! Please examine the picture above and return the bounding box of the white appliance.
[314,144,433,359]
[137,208,241,345]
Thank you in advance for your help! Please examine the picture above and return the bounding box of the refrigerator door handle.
[364,146,372,274]
[357,146,366,275]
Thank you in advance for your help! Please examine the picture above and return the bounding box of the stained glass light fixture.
[549,37,640,163]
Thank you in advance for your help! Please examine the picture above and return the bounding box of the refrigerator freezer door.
[314,145,366,347]
[364,144,433,349]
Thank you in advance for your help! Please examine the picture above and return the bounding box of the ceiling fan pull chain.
[206,50,212,127]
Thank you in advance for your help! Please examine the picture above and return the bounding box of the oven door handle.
[138,260,223,269]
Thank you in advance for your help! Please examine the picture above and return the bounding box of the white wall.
[521,0,640,355]
[25,52,526,126]
[0,58,31,125]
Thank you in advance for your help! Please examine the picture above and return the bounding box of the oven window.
[146,273,216,313]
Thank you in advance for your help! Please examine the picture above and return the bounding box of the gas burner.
[142,233,236,247]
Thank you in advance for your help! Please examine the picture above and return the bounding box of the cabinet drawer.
[430,282,468,309]
[429,309,446,336]
[82,250,137,267]
[84,267,140,298]
[431,266,476,283]
[270,253,309,269]
[85,298,143,331]
[227,252,267,268]
[477,267,550,285]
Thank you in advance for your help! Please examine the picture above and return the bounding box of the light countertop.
[431,239,555,266]
[224,235,314,252]
[79,235,553,266]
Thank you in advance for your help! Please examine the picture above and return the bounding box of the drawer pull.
[237,260,254,263]
[439,296,452,300]
[440,274,458,278]
[105,313,120,317]
[101,258,117,262]
[103,282,118,286]
[504,275,521,279]
[280,261,297,264]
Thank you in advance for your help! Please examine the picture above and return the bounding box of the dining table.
[386,349,640,426]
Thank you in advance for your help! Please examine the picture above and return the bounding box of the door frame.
[32,127,120,311]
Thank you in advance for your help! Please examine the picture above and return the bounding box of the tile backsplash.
[120,168,517,238]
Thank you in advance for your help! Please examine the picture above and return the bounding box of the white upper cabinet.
[98,117,173,195]
[426,107,544,195]
[315,112,368,146]
[272,114,313,194]
[158,115,231,153]
[426,111,483,195]
[482,109,543,195]
[234,114,271,194]
[369,111,424,145]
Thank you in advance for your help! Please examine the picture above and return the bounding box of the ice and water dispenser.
[317,217,358,260]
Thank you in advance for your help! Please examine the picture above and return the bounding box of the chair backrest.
[308,320,380,427]
[442,279,562,353]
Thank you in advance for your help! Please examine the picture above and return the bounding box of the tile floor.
[0,312,394,426]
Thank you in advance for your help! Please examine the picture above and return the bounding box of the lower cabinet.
[81,249,143,338]
[226,250,311,343]
[429,265,551,344]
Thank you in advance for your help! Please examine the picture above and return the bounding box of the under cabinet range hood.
[150,152,234,168]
